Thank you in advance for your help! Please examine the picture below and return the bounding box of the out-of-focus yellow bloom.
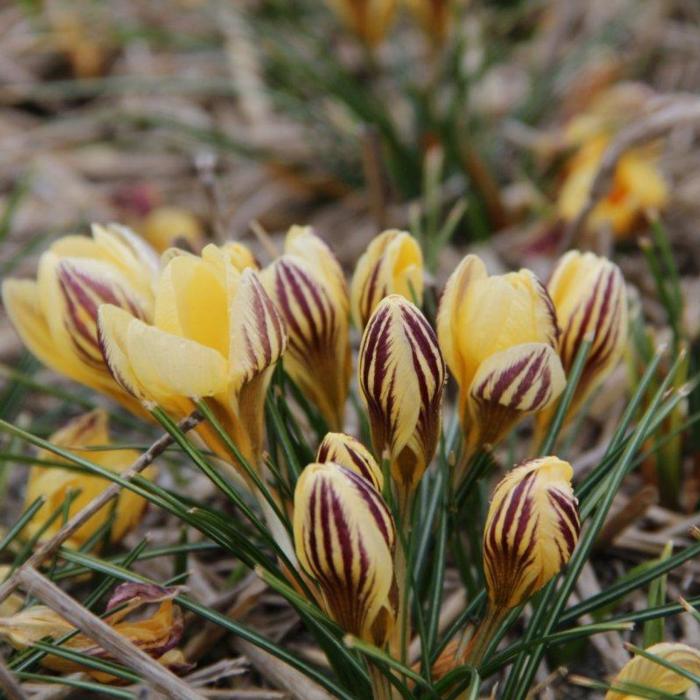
[483,457,580,610]
[294,462,396,645]
[351,230,423,330]
[606,643,700,700]
[0,568,23,618]
[2,224,159,416]
[437,255,565,455]
[0,583,189,682]
[317,432,384,491]
[261,226,351,429]
[97,244,287,480]
[405,0,454,44]
[558,134,668,238]
[546,250,628,419]
[359,295,445,497]
[22,410,151,549]
[141,206,205,253]
[325,0,398,46]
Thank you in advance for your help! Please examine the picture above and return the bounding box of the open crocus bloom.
[261,226,351,430]
[2,224,159,415]
[437,255,566,457]
[98,243,287,480]
[23,410,152,549]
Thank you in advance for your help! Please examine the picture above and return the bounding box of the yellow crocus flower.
[483,456,580,611]
[437,255,565,458]
[317,431,384,491]
[141,206,205,253]
[2,224,159,416]
[405,0,454,44]
[97,243,287,479]
[325,0,398,46]
[293,462,397,645]
[23,410,151,549]
[261,226,351,430]
[351,230,424,330]
[359,295,445,501]
[606,643,700,699]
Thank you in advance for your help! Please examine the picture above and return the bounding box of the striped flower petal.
[359,295,445,494]
[606,643,700,700]
[261,255,350,429]
[483,457,580,610]
[548,250,628,418]
[467,343,565,447]
[351,230,423,329]
[293,462,397,645]
[317,432,384,491]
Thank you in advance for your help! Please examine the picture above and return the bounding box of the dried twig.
[15,566,205,700]
[0,650,27,700]
[561,99,700,250]
[0,412,202,608]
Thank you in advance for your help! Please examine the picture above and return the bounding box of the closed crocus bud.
[351,230,424,330]
[2,224,158,416]
[359,295,445,500]
[142,206,204,253]
[325,0,397,46]
[606,643,700,700]
[294,462,397,645]
[261,226,351,429]
[23,410,151,549]
[406,0,453,44]
[317,432,383,491]
[437,255,566,455]
[547,251,628,419]
[98,244,287,479]
[483,457,580,611]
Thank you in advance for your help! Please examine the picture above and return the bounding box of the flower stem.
[368,661,392,700]
[459,605,506,669]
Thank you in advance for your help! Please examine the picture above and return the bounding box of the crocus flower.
[23,410,151,549]
[405,0,453,44]
[317,431,384,491]
[351,230,423,330]
[325,0,398,46]
[97,244,287,479]
[2,224,159,415]
[261,226,351,429]
[483,457,580,611]
[437,255,566,456]
[293,462,396,645]
[359,295,445,502]
[0,583,190,682]
[141,206,205,253]
[545,250,628,420]
[605,642,700,699]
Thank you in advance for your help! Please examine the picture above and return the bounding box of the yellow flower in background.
[558,134,668,237]
[405,0,454,44]
[0,583,190,682]
[606,643,700,700]
[351,230,423,330]
[294,462,397,646]
[546,250,628,419]
[325,0,398,46]
[437,255,565,458]
[97,244,287,480]
[22,410,151,549]
[141,206,205,253]
[359,295,445,501]
[483,457,580,611]
[2,224,158,416]
[317,432,384,491]
[261,226,351,429]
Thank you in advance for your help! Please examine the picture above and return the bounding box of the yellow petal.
[351,230,423,329]
[317,432,384,491]
[261,256,350,429]
[219,241,258,271]
[325,0,398,46]
[359,295,445,492]
[228,269,287,390]
[483,456,580,610]
[141,206,204,253]
[467,343,565,447]
[606,643,700,700]
[294,462,396,645]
